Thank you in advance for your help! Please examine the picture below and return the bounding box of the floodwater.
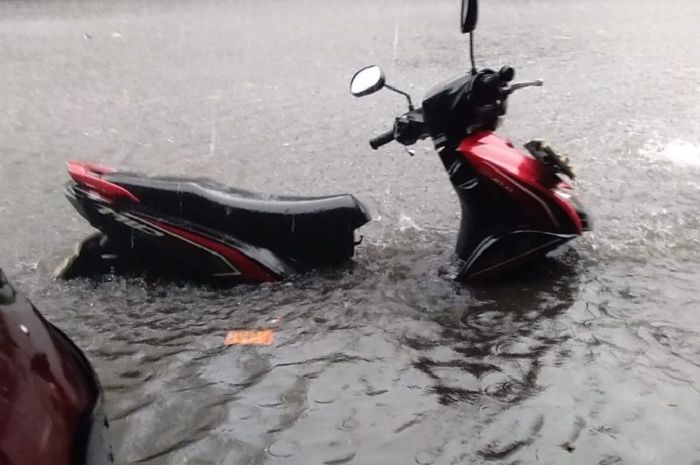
[1,0,699,463]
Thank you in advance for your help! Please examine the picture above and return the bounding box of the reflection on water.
[415,258,580,408]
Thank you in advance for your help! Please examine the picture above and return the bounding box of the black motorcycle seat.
[192,179,365,216]
[102,173,370,264]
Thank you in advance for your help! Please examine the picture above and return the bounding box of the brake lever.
[506,79,543,94]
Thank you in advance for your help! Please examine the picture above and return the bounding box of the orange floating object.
[224,329,274,346]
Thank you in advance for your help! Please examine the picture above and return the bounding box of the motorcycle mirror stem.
[461,0,479,74]
[384,84,415,111]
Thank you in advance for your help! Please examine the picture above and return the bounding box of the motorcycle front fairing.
[440,131,588,280]
[459,131,584,233]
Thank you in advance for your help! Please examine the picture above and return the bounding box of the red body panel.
[458,131,582,233]
[0,292,94,465]
[68,161,139,203]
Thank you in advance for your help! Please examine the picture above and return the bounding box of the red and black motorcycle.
[58,0,589,284]
[350,0,591,280]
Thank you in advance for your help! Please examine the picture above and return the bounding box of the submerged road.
[1,0,699,463]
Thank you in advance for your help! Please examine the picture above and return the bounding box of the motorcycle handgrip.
[369,129,395,150]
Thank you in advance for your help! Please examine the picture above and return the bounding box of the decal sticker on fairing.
[97,206,164,237]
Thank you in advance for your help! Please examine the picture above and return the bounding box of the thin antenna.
[469,32,477,74]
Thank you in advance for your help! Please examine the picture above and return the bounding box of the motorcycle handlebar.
[369,128,395,150]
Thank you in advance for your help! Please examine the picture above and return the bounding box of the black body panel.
[422,69,507,147]
[423,74,474,144]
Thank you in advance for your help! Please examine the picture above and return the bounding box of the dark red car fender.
[0,271,109,465]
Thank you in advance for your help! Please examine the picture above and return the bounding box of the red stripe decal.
[149,220,278,283]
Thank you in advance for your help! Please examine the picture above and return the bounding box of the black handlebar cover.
[369,129,395,149]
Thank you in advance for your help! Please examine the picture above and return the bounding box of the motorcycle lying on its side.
[56,0,590,284]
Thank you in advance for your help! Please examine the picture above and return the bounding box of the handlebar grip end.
[369,129,395,150]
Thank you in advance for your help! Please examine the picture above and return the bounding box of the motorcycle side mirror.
[350,65,386,97]
[460,0,478,33]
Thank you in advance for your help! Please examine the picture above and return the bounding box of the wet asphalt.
[1,0,700,463]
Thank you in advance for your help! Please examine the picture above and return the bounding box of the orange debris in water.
[224,329,274,346]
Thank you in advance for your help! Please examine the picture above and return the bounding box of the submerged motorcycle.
[57,0,590,284]
[58,163,370,283]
